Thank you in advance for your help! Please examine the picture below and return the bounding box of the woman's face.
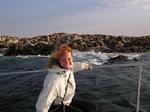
[59,51,73,70]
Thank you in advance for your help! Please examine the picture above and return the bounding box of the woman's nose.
[66,60,71,64]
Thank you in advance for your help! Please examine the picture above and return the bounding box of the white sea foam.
[0,53,3,56]
[73,50,143,65]
[12,50,142,65]
[16,55,50,58]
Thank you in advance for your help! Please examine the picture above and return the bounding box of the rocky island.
[0,33,150,56]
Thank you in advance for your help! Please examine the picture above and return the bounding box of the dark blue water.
[0,52,150,112]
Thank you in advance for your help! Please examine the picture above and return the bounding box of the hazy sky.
[0,0,150,37]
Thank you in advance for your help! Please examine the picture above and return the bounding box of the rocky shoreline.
[0,33,150,56]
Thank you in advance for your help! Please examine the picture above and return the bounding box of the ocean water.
[0,51,150,112]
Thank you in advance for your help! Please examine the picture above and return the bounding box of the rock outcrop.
[0,33,150,56]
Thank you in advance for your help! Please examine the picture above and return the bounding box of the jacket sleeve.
[36,74,58,112]
[73,62,90,72]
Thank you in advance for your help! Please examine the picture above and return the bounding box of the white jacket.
[36,62,89,112]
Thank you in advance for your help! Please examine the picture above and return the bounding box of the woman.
[36,44,97,112]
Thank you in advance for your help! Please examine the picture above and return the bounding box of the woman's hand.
[84,63,93,70]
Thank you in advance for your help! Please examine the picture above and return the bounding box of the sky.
[0,0,150,37]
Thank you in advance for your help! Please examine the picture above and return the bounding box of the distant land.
[0,33,150,56]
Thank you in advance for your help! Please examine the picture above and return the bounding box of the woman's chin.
[64,66,71,70]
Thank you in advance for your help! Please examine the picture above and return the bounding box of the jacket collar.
[48,66,72,78]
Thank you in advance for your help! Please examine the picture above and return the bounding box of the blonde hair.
[48,44,73,68]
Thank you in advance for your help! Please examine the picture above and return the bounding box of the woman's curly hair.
[47,44,73,68]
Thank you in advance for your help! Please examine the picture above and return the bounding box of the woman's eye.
[68,58,72,61]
